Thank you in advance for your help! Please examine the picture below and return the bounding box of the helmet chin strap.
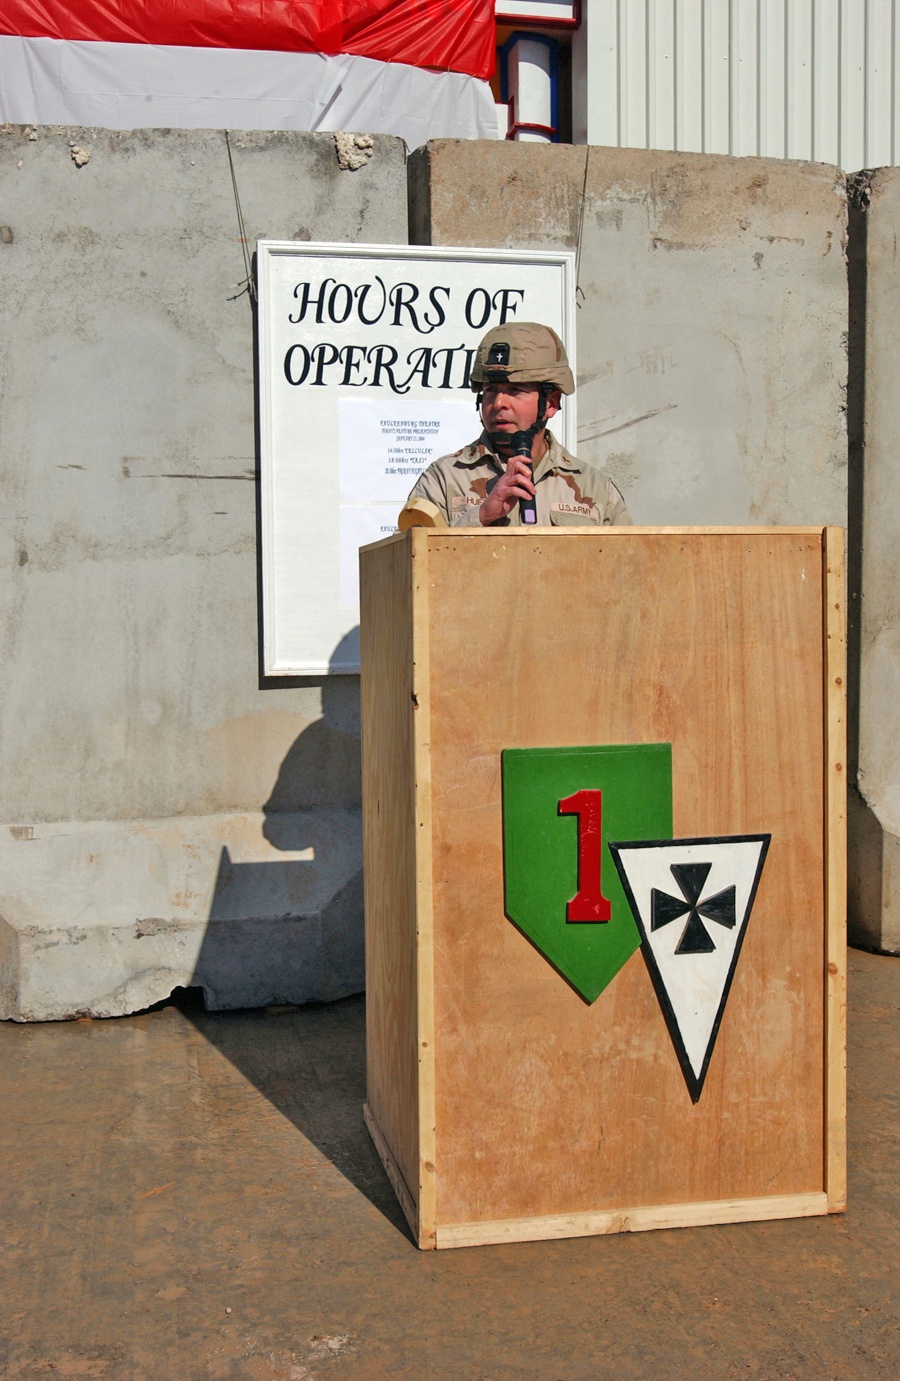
[478,383,553,457]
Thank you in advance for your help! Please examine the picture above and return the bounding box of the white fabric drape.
[0,36,499,147]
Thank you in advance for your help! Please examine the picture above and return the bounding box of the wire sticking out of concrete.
[224,130,256,304]
[575,146,590,309]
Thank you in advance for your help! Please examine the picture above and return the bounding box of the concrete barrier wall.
[0,126,407,1018]
[410,141,848,527]
[848,167,900,953]
[0,129,855,1019]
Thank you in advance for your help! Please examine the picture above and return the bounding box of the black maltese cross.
[650,863,736,955]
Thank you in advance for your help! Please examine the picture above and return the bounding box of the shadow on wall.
[187,630,366,1012]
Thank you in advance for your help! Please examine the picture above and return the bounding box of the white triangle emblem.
[609,835,770,1102]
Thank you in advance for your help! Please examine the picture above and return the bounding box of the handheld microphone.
[485,378,553,526]
[509,430,537,525]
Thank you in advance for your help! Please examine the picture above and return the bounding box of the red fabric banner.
[0,1,496,80]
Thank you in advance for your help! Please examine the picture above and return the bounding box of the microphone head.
[487,428,533,458]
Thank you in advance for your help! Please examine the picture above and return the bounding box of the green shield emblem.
[502,744,673,1002]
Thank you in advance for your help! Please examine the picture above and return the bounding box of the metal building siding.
[581,0,899,170]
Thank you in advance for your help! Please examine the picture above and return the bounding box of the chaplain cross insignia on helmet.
[398,321,632,531]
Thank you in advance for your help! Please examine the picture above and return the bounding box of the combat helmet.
[469,321,575,395]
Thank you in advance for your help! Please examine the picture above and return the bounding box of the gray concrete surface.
[0,126,408,1018]
[0,810,364,1020]
[0,130,865,1015]
[0,946,896,1379]
[411,141,848,527]
[847,166,900,955]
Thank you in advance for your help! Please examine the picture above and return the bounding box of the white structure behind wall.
[574,0,900,171]
[0,40,498,148]
[506,35,556,140]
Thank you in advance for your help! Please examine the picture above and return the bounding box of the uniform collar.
[454,430,581,479]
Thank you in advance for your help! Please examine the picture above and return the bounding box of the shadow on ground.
[185,995,413,1242]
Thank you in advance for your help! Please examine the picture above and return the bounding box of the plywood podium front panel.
[360,527,846,1250]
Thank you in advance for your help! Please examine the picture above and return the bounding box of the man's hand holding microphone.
[478,448,537,526]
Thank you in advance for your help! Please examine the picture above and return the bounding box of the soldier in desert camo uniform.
[399,321,632,530]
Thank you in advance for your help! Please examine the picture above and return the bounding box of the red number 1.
[558,789,612,923]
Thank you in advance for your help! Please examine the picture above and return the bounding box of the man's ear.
[544,388,562,420]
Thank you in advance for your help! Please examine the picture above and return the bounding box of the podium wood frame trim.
[435,1191,829,1249]
[361,526,847,1249]
[823,526,847,1212]
[361,527,438,1247]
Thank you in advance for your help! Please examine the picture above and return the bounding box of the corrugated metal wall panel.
[578,0,899,170]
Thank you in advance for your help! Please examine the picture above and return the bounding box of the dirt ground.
[1,947,898,1380]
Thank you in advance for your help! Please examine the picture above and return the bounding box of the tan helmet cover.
[469,321,575,395]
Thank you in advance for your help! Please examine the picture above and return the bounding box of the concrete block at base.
[0,810,363,1021]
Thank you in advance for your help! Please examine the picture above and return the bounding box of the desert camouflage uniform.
[401,430,632,528]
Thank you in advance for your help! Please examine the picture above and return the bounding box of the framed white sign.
[257,241,577,675]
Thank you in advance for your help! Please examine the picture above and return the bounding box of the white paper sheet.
[338,398,474,503]
[338,505,400,608]
[337,398,473,606]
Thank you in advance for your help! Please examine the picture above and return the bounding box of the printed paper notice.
[339,505,401,609]
[339,398,473,504]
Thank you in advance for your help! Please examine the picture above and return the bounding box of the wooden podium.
[359,527,846,1250]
